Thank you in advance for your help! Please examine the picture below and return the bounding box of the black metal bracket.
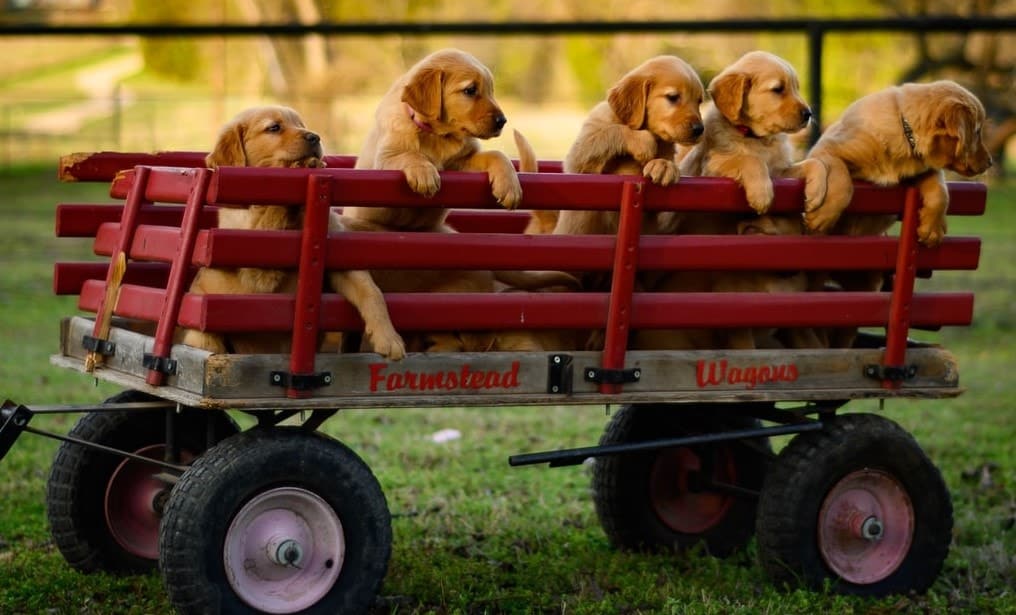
[0,400,32,462]
[143,353,178,375]
[270,371,333,391]
[583,366,641,385]
[864,364,917,382]
[81,335,116,356]
[547,354,573,394]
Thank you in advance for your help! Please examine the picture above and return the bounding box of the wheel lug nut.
[860,516,884,541]
[268,538,304,567]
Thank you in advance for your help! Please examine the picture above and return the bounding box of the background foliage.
[0,0,1012,164]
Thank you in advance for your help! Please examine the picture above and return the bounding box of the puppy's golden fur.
[523,209,559,235]
[635,215,809,350]
[492,132,591,352]
[347,47,522,231]
[672,50,820,227]
[343,50,576,352]
[803,80,992,247]
[181,106,405,359]
[553,55,705,238]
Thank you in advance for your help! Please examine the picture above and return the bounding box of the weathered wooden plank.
[57,317,961,408]
[61,316,210,393]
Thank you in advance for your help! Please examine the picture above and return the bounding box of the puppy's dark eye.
[666,93,681,104]
[266,123,282,133]
[772,84,785,94]
[464,85,478,96]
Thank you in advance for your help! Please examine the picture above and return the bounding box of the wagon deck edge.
[55,316,962,410]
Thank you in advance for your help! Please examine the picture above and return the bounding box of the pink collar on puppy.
[405,103,433,133]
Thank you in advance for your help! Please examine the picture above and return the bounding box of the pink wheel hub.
[105,444,184,560]
[649,447,734,534]
[224,487,345,614]
[818,469,914,584]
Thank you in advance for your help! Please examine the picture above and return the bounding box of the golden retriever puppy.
[793,81,992,348]
[671,50,819,227]
[347,47,522,232]
[181,106,405,359]
[553,55,705,238]
[335,49,575,353]
[802,80,992,248]
[635,215,809,350]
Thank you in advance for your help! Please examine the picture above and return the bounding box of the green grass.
[0,167,1013,614]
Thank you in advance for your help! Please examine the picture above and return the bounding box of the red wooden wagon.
[0,150,986,612]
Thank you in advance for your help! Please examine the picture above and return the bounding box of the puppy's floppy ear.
[608,75,651,130]
[402,66,444,120]
[206,121,246,169]
[936,96,977,156]
[710,71,748,124]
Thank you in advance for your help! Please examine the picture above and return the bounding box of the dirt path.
[22,53,142,135]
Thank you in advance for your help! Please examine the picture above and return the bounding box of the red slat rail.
[55,203,526,238]
[76,281,974,332]
[59,151,563,183]
[190,166,986,216]
[53,262,171,295]
[87,224,981,273]
[54,234,980,297]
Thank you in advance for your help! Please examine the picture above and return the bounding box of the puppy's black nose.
[305,132,321,144]
[691,123,704,138]
[494,114,507,130]
[801,108,813,122]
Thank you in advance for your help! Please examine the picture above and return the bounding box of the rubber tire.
[755,412,953,596]
[592,404,771,557]
[45,390,239,574]
[159,427,392,615]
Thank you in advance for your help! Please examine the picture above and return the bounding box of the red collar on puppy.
[734,124,759,138]
[405,103,433,133]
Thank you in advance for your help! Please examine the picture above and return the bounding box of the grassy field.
[0,164,1013,614]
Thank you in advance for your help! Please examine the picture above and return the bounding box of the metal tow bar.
[0,399,187,472]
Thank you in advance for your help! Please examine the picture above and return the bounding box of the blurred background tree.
[877,0,1015,173]
[1,0,1012,165]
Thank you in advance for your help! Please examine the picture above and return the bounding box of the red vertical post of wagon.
[286,173,331,399]
[882,186,921,390]
[600,180,644,394]
[86,165,149,372]
[146,168,212,386]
